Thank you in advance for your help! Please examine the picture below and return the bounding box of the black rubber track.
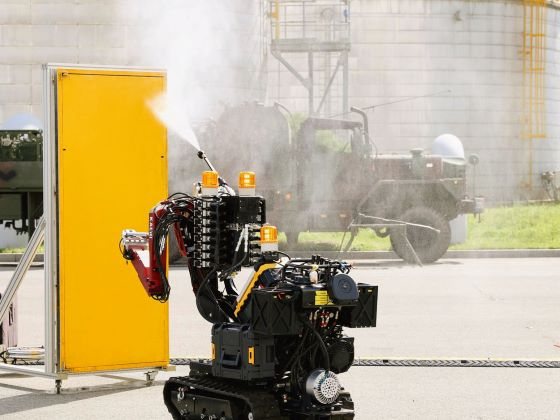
[164,375,284,420]
[163,375,355,419]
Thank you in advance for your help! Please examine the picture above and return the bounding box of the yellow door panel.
[56,68,168,372]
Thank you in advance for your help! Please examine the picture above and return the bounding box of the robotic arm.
[120,200,189,302]
[120,152,266,322]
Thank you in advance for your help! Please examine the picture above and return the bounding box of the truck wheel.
[285,232,299,249]
[390,206,451,264]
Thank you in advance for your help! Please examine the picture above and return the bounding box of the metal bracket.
[0,363,67,379]
[349,222,423,267]
[145,370,158,385]
[271,49,311,89]
[345,213,441,267]
[0,216,60,379]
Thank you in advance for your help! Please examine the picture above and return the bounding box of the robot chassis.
[120,152,378,419]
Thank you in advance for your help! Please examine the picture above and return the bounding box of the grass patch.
[279,203,560,251]
[0,247,27,254]
[279,230,389,252]
[451,203,560,250]
[2,204,558,253]
[0,245,44,254]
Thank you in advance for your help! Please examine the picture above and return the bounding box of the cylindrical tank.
[432,133,467,244]
[432,133,465,160]
[268,0,560,202]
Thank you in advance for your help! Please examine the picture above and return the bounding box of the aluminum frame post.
[0,216,45,325]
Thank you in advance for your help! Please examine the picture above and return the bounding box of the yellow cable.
[234,263,277,316]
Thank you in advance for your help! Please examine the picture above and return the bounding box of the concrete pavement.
[1,258,560,419]
[2,249,560,265]
[1,366,560,419]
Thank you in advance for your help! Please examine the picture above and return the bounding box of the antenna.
[328,90,452,119]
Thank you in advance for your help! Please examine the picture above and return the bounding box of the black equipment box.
[248,284,378,334]
[300,285,358,308]
[212,323,275,381]
[221,196,266,225]
[249,289,303,336]
[339,284,378,328]
[0,293,17,348]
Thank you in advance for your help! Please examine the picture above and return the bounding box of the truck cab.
[267,117,373,234]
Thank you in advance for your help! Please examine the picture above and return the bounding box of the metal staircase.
[268,0,351,116]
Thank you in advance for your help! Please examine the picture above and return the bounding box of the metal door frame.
[0,64,172,382]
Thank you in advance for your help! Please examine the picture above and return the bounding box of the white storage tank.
[268,0,560,202]
[433,133,467,244]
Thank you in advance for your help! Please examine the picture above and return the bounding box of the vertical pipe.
[529,1,534,188]
[26,192,34,239]
[540,0,548,138]
[523,1,527,140]
[308,51,314,115]
[324,52,331,116]
[274,0,280,40]
[302,1,306,39]
[43,65,59,375]
[342,51,349,116]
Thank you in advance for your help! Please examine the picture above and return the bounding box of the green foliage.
[279,231,388,252]
[279,203,560,251]
[288,113,350,153]
[315,130,351,154]
[451,203,560,250]
[288,112,307,136]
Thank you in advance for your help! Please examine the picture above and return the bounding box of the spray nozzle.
[197,150,228,187]
[197,150,216,172]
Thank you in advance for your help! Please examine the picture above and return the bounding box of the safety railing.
[269,0,350,45]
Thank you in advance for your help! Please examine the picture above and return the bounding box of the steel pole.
[0,215,45,325]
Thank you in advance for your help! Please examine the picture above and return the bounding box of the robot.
[120,151,378,419]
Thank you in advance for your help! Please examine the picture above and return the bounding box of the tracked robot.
[120,151,378,419]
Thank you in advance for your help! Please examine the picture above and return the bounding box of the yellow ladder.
[522,0,547,188]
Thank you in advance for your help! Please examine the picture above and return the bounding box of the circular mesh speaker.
[328,273,359,304]
[305,369,341,405]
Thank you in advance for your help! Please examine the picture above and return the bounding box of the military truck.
[199,103,483,263]
[0,130,43,240]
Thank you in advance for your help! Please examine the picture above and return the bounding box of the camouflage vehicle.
[200,103,484,263]
[0,130,43,239]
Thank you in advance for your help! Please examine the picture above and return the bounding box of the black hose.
[153,213,182,302]
[193,198,232,322]
[300,316,330,372]
[310,327,330,372]
[284,329,310,371]
[194,267,220,322]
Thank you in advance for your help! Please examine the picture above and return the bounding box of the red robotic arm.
[121,200,188,301]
